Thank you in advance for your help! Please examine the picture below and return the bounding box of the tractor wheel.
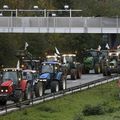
[94,64,101,74]
[84,69,89,74]
[77,68,82,79]
[14,90,23,103]
[60,77,67,90]
[0,100,7,106]
[35,82,44,97]
[24,83,31,100]
[71,69,77,80]
[51,81,59,93]
[103,67,111,76]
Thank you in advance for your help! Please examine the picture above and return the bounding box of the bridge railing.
[0,16,119,33]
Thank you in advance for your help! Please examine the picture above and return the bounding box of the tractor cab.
[46,55,61,62]
[108,50,120,61]
[41,62,60,74]
[1,68,22,86]
[40,62,61,81]
[62,54,76,63]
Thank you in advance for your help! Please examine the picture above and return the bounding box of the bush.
[82,104,105,116]
[73,113,84,120]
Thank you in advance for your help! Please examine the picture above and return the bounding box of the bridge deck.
[0,17,119,33]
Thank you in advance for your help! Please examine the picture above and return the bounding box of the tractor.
[102,49,120,76]
[16,50,41,71]
[35,61,67,96]
[0,68,32,105]
[0,68,40,105]
[81,49,103,74]
[61,54,82,80]
[46,55,61,62]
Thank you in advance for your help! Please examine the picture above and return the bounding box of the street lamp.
[3,5,9,9]
[64,5,69,9]
[33,5,39,9]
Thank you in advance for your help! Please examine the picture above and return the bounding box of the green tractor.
[61,54,82,80]
[82,49,102,74]
[102,49,120,76]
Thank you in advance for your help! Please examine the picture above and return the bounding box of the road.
[67,74,104,88]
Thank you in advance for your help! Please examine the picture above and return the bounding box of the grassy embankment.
[1,81,120,120]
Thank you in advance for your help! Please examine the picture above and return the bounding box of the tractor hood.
[39,73,50,79]
[1,80,13,87]
[84,57,93,64]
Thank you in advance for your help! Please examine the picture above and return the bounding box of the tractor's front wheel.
[60,77,67,90]
[35,82,44,97]
[94,64,101,74]
[14,90,23,103]
[71,69,77,80]
[51,81,59,93]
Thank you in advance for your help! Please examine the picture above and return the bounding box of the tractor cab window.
[90,51,98,57]
[47,57,56,62]
[2,71,18,84]
[23,72,32,81]
[63,56,76,63]
[41,64,53,73]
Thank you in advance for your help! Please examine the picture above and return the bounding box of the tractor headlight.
[39,79,47,82]
[5,89,8,92]
[109,53,112,56]
[116,53,119,56]
[1,89,3,93]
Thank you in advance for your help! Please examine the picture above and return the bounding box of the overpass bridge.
[0,9,119,33]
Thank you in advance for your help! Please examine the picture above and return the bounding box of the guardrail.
[0,75,119,115]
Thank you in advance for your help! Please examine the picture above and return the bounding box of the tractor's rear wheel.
[60,77,67,90]
[94,64,101,74]
[51,81,59,93]
[35,82,44,97]
[0,100,7,106]
[77,68,82,79]
[71,69,77,80]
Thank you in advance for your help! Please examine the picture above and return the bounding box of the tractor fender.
[19,80,28,92]
[55,72,63,81]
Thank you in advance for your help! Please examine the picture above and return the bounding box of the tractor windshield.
[2,71,18,84]
[90,51,98,57]
[63,56,76,63]
[41,64,53,73]
[47,57,56,62]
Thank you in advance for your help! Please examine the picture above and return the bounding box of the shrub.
[73,113,84,120]
[82,104,105,116]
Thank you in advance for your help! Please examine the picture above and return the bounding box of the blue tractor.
[35,62,67,97]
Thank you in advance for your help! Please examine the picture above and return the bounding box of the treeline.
[0,0,120,66]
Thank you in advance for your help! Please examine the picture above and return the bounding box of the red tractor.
[0,68,32,105]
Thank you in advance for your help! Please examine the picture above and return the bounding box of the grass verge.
[0,81,120,120]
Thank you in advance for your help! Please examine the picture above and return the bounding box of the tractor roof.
[2,68,22,72]
[22,69,36,73]
[42,61,60,65]
[62,54,76,57]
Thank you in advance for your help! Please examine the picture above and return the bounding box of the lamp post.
[3,5,9,9]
